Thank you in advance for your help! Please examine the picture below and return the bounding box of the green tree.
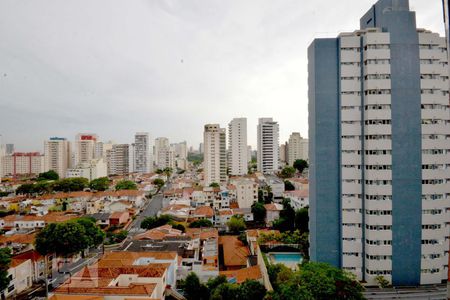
[163,167,173,179]
[16,183,35,195]
[140,215,172,230]
[258,189,264,202]
[189,219,213,228]
[0,248,12,292]
[206,275,228,291]
[33,181,54,194]
[209,182,220,188]
[211,283,239,300]
[295,206,309,233]
[171,223,185,232]
[54,178,89,192]
[89,177,110,191]
[115,180,138,190]
[155,169,163,175]
[284,180,295,191]
[35,222,89,257]
[183,272,209,300]
[280,166,296,179]
[251,201,266,223]
[75,217,105,247]
[37,170,59,181]
[153,178,165,191]
[375,275,390,288]
[293,159,308,174]
[238,279,266,300]
[227,215,246,233]
[273,199,295,232]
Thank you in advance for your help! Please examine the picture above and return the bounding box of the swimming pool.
[269,252,303,264]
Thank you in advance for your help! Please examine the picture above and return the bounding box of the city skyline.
[0,0,443,151]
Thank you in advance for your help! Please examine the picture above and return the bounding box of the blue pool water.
[270,253,303,263]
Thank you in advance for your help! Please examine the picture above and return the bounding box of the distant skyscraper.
[204,124,227,185]
[309,0,450,286]
[75,133,98,165]
[257,118,279,174]
[44,137,71,178]
[154,137,169,166]
[199,143,204,154]
[287,132,308,166]
[134,132,152,173]
[109,144,129,175]
[228,118,248,176]
[173,141,188,160]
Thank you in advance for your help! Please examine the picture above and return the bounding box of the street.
[127,193,164,235]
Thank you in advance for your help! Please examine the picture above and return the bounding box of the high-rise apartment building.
[75,133,98,165]
[154,137,169,166]
[173,141,188,160]
[257,118,279,174]
[228,118,248,176]
[2,152,44,177]
[134,132,153,173]
[287,132,308,166]
[204,124,227,186]
[109,144,129,175]
[157,146,175,170]
[308,0,450,286]
[44,137,71,178]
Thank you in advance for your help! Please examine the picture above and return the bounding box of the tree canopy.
[227,215,246,233]
[284,180,295,191]
[189,219,213,228]
[293,159,308,174]
[54,177,89,192]
[115,180,138,191]
[251,201,266,223]
[0,248,12,292]
[89,177,110,191]
[209,182,220,188]
[140,215,172,230]
[273,199,296,232]
[37,170,59,181]
[153,178,165,191]
[279,166,296,179]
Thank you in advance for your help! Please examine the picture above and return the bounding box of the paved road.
[128,193,164,235]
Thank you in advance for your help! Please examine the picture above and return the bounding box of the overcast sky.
[0,0,444,151]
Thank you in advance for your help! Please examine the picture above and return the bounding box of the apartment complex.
[1,152,44,177]
[308,0,450,286]
[203,124,227,186]
[44,137,71,178]
[287,132,308,166]
[74,133,98,165]
[257,118,279,174]
[134,132,153,173]
[108,144,130,175]
[228,118,248,176]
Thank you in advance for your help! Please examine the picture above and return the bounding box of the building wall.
[44,138,71,178]
[228,118,248,176]
[109,144,129,175]
[134,132,153,173]
[257,118,279,174]
[204,124,227,185]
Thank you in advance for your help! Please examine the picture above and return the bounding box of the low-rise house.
[109,211,130,226]
[232,208,254,222]
[94,190,145,209]
[283,189,309,210]
[159,202,191,221]
[0,212,78,231]
[0,232,37,254]
[220,265,263,284]
[134,224,184,241]
[106,200,133,213]
[88,213,111,227]
[263,175,285,200]
[264,203,283,226]
[219,236,250,270]
[215,209,233,227]
[12,250,45,282]
[2,257,33,299]
[190,206,214,223]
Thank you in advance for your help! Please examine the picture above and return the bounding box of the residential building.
[173,141,188,160]
[287,132,308,166]
[5,144,14,155]
[279,142,288,165]
[66,158,107,180]
[154,137,169,166]
[2,258,33,299]
[308,0,450,285]
[44,137,71,178]
[257,118,279,174]
[74,133,98,165]
[228,118,248,176]
[2,152,44,177]
[231,178,258,208]
[203,124,227,186]
[109,144,129,175]
[134,132,153,173]
[157,145,175,170]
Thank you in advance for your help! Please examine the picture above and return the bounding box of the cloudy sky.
[0,0,444,151]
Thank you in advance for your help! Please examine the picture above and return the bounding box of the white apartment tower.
[228,118,248,176]
[257,118,279,174]
[154,137,169,166]
[204,124,227,186]
[44,137,71,178]
[109,144,129,175]
[134,132,153,173]
[157,146,175,170]
[75,133,98,165]
[287,132,308,166]
[309,0,450,286]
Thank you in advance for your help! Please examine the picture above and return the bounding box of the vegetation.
[105,230,128,245]
[209,182,220,188]
[189,218,213,228]
[295,206,309,233]
[172,223,186,232]
[284,180,295,191]
[163,167,173,179]
[0,248,12,292]
[153,178,165,191]
[227,215,246,233]
[187,152,204,166]
[272,199,296,232]
[115,180,138,191]
[267,262,364,300]
[37,170,59,181]
[35,218,104,257]
[375,275,390,288]
[181,273,266,300]
[279,166,296,179]
[293,159,308,174]
[89,177,110,191]
[54,177,89,192]
[251,201,266,223]
[140,215,172,230]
